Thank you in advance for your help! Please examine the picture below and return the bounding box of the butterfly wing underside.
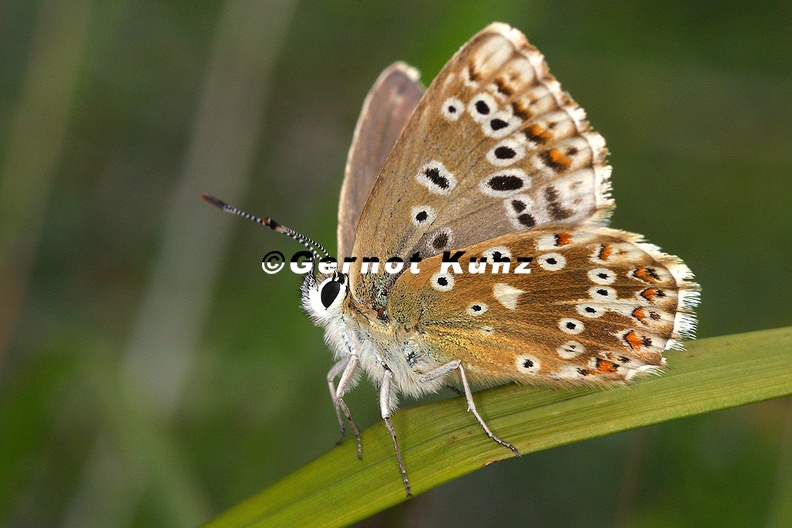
[337,63,425,259]
[388,228,699,384]
[350,23,613,310]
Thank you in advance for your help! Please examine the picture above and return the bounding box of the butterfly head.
[301,271,349,325]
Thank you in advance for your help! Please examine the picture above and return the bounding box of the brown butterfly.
[203,22,699,496]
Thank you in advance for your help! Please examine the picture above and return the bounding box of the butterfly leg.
[379,365,412,496]
[418,360,520,457]
[327,356,362,459]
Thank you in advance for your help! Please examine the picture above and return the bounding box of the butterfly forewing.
[388,228,698,385]
[351,23,613,310]
[338,63,425,259]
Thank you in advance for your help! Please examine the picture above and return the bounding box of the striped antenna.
[200,193,329,261]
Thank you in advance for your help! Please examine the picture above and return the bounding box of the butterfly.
[202,22,699,496]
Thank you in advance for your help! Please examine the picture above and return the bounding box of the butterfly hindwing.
[350,23,612,309]
[388,228,699,385]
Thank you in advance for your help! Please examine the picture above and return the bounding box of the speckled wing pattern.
[350,23,612,310]
[337,63,425,259]
[389,228,699,383]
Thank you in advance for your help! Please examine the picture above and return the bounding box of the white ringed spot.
[466,302,488,316]
[537,253,566,271]
[481,246,511,263]
[486,138,525,167]
[588,268,616,285]
[483,110,521,139]
[557,341,585,359]
[410,205,436,228]
[468,93,498,123]
[427,227,453,252]
[479,169,530,198]
[516,354,541,374]
[416,161,456,195]
[557,365,589,380]
[441,97,464,121]
[589,286,617,301]
[576,303,605,318]
[559,317,584,335]
[430,271,455,292]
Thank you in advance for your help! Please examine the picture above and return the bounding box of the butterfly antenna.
[200,193,329,261]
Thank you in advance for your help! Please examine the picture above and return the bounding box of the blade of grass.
[204,327,792,527]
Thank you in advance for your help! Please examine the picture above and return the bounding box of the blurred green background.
[1,1,791,526]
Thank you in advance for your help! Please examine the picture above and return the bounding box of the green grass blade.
[204,327,792,527]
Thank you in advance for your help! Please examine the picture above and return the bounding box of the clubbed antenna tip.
[199,193,226,209]
[198,193,330,261]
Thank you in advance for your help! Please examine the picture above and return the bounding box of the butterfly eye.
[320,278,343,308]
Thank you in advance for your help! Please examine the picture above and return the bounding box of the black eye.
[320,279,342,308]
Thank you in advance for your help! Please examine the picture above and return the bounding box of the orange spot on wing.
[632,307,648,324]
[595,358,620,374]
[623,330,643,351]
[640,287,664,303]
[512,100,534,120]
[555,233,572,246]
[543,148,572,170]
[598,244,613,261]
[634,267,660,283]
[523,123,551,142]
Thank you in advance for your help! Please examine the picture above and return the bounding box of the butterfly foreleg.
[327,356,362,459]
[418,360,520,457]
[379,363,412,496]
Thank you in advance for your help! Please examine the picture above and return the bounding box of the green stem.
[204,327,792,527]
